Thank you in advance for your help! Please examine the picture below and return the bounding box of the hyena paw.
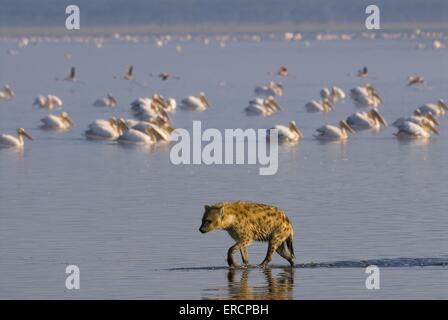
[227,260,237,268]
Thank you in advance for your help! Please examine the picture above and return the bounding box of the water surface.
[1,36,448,299]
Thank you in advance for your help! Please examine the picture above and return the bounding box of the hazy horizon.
[0,0,447,28]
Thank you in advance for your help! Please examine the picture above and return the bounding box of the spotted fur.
[199,201,295,268]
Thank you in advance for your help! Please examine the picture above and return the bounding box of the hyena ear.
[217,206,224,215]
[204,205,212,211]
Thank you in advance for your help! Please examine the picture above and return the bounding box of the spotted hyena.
[199,201,295,268]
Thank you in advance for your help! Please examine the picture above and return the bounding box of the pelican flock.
[1,40,446,154]
[394,121,439,139]
[415,100,447,117]
[393,111,439,128]
[392,107,443,140]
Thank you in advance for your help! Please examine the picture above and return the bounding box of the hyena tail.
[286,235,295,259]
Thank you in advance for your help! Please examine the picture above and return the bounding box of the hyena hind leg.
[260,240,282,268]
[276,242,295,267]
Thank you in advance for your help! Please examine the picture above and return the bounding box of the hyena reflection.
[199,201,295,268]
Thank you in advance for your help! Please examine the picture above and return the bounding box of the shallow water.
[1,36,448,299]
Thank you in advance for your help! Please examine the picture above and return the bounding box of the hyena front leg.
[240,247,249,266]
[227,239,251,268]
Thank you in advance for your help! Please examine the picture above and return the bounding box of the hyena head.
[199,205,224,233]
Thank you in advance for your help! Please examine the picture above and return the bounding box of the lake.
[1,32,448,299]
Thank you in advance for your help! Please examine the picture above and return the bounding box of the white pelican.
[320,86,345,103]
[40,112,73,130]
[131,121,174,142]
[131,97,152,113]
[407,76,424,86]
[0,85,14,100]
[305,99,333,113]
[117,126,156,145]
[393,111,439,128]
[320,88,331,100]
[164,98,176,113]
[89,117,118,128]
[152,95,176,113]
[267,121,304,143]
[394,121,439,139]
[131,97,158,119]
[314,120,356,141]
[332,86,346,100]
[245,98,268,115]
[93,94,117,107]
[131,97,171,124]
[350,84,382,108]
[255,81,283,97]
[128,117,174,136]
[33,95,63,110]
[346,109,388,130]
[85,118,125,140]
[180,92,211,111]
[415,100,447,117]
[245,96,281,116]
[0,128,33,148]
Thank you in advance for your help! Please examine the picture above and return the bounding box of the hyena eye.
[205,219,212,224]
